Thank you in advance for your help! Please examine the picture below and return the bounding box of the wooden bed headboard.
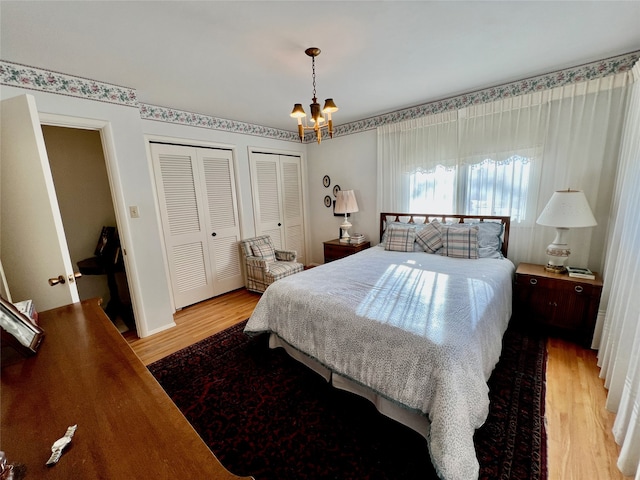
[379,212,511,257]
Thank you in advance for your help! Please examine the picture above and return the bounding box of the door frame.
[39,113,141,334]
[144,134,244,312]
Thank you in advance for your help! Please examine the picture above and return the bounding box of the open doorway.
[41,125,134,334]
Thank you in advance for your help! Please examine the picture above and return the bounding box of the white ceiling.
[2,1,639,132]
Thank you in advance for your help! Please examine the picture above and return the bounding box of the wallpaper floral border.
[0,61,138,107]
[2,51,638,143]
[333,50,640,139]
[138,104,299,142]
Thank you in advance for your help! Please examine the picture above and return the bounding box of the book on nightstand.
[566,266,595,280]
[348,234,367,245]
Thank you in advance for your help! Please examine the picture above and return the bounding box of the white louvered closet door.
[151,143,242,309]
[249,152,306,264]
[280,156,305,263]
[250,153,285,248]
[197,148,243,296]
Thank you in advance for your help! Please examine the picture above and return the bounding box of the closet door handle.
[211,232,217,237]
[278,223,282,227]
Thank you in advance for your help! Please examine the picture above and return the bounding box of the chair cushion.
[267,261,304,280]
[251,243,276,263]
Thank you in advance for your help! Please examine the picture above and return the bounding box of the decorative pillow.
[384,225,417,252]
[415,220,443,253]
[440,225,479,259]
[473,222,504,259]
[380,222,412,245]
[251,242,276,263]
[446,221,504,258]
[380,221,431,246]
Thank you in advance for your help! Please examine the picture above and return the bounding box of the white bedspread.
[244,246,515,480]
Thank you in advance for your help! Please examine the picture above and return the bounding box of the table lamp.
[334,190,359,243]
[536,189,597,272]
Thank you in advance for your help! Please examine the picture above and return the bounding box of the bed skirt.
[269,333,432,441]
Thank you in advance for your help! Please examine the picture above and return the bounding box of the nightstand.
[513,263,603,346]
[323,239,371,263]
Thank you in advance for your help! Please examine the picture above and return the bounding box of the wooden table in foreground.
[1,299,252,480]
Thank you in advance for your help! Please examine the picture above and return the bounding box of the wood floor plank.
[125,288,630,479]
[545,337,630,479]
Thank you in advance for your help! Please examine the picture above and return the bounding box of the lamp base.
[544,264,567,274]
[340,218,352,243]
[544,227,570,274]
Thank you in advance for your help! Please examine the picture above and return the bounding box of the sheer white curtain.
[377,74,631,269]
[377,111,458,213]
[595,60,640,479]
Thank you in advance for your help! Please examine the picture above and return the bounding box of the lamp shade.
[322,98,338,113]
[536,189,597,228]
[290,103,306,118]
[334,190,359,214]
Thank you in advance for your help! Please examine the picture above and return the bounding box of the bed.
[244,213,515,480]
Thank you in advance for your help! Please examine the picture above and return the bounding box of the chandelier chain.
[311,56,317,100]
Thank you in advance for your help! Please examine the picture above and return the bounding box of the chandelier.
[290,47,338,144]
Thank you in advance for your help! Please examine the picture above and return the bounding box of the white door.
[249,152,306,264]
[152,144,213,308]
[198,148,243,296]
[151,143,242,309]
[280,156,305,263]
[250,153,285,248]
[0,94,80,311]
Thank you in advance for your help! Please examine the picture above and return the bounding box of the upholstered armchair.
[239,235,304,293]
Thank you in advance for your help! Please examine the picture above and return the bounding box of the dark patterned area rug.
[149,320,547,480]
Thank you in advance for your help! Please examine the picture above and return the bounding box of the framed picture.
[0,295,44,356]
[324,195,332,208]
[322,175,331,188]
[333,184,341,197]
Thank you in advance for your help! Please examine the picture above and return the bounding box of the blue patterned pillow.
[415,220,443,253]
[384,225,417,252]
[440,225,479,259]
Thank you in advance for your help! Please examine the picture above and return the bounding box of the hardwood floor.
[546,337,630,479]
[125,288,630,479]
[123,288,261,365]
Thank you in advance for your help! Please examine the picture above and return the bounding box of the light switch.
[129,206,140,218]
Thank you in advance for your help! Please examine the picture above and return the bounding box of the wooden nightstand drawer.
[514,263,603,346]
[515,273,599,295]
[323,239,370,263]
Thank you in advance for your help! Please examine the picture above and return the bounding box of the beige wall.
[42,126,117,305]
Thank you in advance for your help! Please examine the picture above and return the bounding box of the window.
[408,154,532,221]
[409,166,456,213]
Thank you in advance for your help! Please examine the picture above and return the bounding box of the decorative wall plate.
[323,175,330,188]
[324,195,332,207]
[333,184,341,197]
